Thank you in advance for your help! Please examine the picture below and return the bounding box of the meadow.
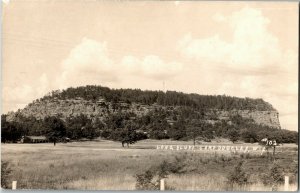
[1,139,298,191]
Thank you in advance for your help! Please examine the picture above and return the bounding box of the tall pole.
[273,146,276,161]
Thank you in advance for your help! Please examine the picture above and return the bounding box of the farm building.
[21,136,49,143]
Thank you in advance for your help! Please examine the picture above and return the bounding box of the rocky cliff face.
[213,110,280,128]
[7,97,281,129]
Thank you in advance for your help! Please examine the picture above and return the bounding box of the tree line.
[1,107,297,146]
[37,85,275,111]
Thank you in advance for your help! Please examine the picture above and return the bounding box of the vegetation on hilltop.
[38,85,275,111]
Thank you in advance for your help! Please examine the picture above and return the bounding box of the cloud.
[178,6,297,94]
[179,7,284,70]
[121,55,183,80]
[121,55,141,74]
[37,73,50,96]
[57,38,117,89]
[57,37,183,89]
[2,73,51,112]
[179,34,233,64]
[141,55,182,79]
[3,37,183,111]
[178,6,298,130]
[3,85,34,104]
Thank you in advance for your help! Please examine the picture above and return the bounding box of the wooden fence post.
[160,178,165,191]
[12,181,17,190]
[284,176,289,191]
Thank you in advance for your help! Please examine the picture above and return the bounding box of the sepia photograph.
[1,0,299,191]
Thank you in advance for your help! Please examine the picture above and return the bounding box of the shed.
[21,136,49,143]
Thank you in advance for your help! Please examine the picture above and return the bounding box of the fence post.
[284,176,289,191]
[12,181,17,190]
[160,178,165,191]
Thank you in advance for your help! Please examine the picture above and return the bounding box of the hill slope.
[7,85,280,129]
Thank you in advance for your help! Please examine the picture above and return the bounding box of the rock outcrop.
[7,97,281,129]
[213,110,280,128]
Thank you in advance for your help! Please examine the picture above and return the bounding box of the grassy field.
[1,139,298,191]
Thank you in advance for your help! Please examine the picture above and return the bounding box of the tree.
[146,111,169,140]
[241,129,258,143]
[44,116,66,146]
[110,121,146,147]
[65,115,85,140]
[167,119,187,140]
[1,115,24,143]
[187,126,200,145]
[81,122,102,140]
[65,114,101,140]
[186,119,203,145]
[227,128,239,143]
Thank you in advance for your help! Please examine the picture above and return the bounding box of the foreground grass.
[1,139,298,190]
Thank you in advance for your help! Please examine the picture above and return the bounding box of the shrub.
[227,129,239,143]
[227,161,249,186]
[1,161,12,189]
[260,162,284,190]
[167,156,187,174]
[135,158,185,190]
[240,153,250,159]
[135,169,158,190]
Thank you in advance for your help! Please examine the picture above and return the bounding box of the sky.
[2,1,298,131]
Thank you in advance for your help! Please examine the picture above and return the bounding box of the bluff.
[6,85,281,129]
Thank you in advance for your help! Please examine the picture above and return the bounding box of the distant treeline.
[38,85,275,111]
[1,106,297,145]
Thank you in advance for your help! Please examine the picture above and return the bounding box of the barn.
[21,136,49,143]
